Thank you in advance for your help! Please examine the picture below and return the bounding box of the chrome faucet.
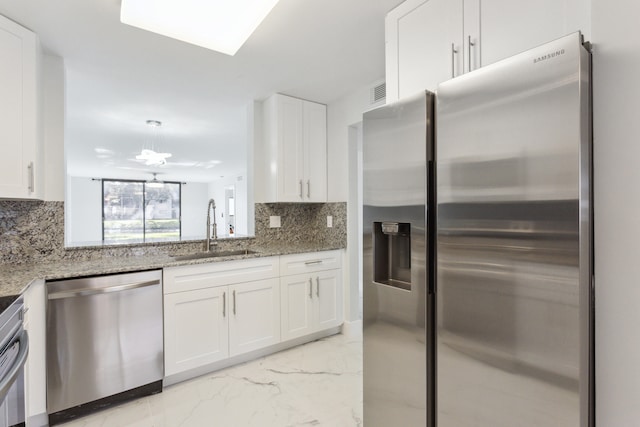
[205,198,218,252]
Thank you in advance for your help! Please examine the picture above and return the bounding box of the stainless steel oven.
[0,297,28,427]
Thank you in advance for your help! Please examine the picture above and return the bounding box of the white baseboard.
[341,319,362,339]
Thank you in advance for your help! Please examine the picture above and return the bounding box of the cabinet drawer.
[279,250,342,276]
[164,256,279,294]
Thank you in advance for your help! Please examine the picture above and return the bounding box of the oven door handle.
[0,331,29,402]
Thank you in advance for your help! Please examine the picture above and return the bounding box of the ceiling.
[0,0,403,183]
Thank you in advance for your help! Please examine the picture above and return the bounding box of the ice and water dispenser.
[373,221,412,291]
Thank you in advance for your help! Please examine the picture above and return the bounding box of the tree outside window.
[103,180,181,243]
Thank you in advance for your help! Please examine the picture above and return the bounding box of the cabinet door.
[281,274,315,341]
[277,95,305,202]
[23,280,46,421]
[164,287,229,376]
[387,0,463,101]
[0,15,40,199]
[314,270,343,332]
[229,278,280,356]
[478,0,590,68]
[303,101,327,202]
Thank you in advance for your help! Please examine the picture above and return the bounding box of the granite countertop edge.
[0,244,345,299]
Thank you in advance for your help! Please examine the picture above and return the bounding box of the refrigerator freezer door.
[436,32,592,426]
[363,91,435,427]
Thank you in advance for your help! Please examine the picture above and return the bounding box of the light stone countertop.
[0,243,345,300]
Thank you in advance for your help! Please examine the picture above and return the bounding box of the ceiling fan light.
[120,0,280,56]
[136,149,172,166]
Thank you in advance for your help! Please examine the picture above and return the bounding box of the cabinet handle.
[316,277,320,298]
[299,180,303,198]
[28,162,34,193]
[451,43,458,78]
[309,278,313,299]
[307,180,310,198]
[304,260,323,266]
[468,35,476,72]
[223,292,226,317]
[233,290,236,315]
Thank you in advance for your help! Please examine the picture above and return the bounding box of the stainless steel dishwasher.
[46,270,163,425]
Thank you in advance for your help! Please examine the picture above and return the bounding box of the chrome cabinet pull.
[299,180,303,198]
[468,35,476,72]
[451,43,458,78]
[316,277,320,297]
[223,292,226,317]
[309,278,313,298]
[304,260,323,266]
[307,180,310,198]
[233,290,236,315]
[28,162,34,193]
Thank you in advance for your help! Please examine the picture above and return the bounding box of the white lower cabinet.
[164,286,229,375]
[280,251,343,341]
[281,269,342,341]
[163,251,342,382]
[229,278,280,356]
[316,270,341,331]
[163,257,280,378]
[280,274,315,339]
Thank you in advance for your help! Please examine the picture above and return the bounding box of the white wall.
[208,174,248,237]
[327,79,384,323]
[327,80,382,202]
[181,182,209,238]
[43,54,65,202]
[66,176,102,243]
[246,102,257,236]
[592,1,640,423]
[347,124,363,322]
[66,178,217,243]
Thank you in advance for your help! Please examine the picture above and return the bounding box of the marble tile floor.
[58,333,363,427]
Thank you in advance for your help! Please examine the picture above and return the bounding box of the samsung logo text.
[533,49,565,64]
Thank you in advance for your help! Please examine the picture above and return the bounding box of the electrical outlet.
[269,216,281,228]
[327,216,333,228]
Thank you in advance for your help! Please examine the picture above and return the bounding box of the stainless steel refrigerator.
[363,90,436,426]
[363,32,593,426]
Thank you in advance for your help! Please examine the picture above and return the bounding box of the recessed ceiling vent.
[370,82,386,104]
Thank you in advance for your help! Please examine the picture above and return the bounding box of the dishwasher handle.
[0,330,28,402]
[48,279,161,300]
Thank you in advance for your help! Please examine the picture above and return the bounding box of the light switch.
[327,216,333,228]
[269,216,281,228]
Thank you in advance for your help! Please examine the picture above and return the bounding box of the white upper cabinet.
[303,101,328,202]
[386,0,590,102]
[0,14,42,199]
[477,0,590,68]
[386,0,463,100]
[258,93,327,203]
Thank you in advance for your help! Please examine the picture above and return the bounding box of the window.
[102,179,181,243]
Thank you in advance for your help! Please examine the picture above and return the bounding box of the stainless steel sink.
[171,249,258,261]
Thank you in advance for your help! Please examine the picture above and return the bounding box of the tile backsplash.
[0,201,347,264]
